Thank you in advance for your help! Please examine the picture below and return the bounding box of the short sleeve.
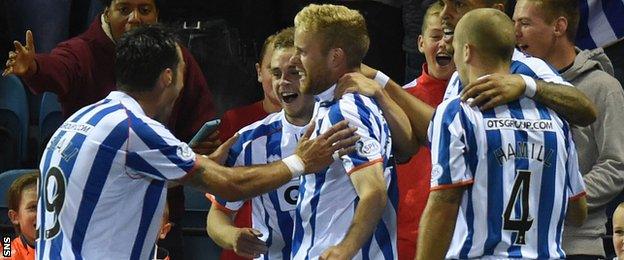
[126,112,196,181]
[429,99,474,190]
[330,94,385,174]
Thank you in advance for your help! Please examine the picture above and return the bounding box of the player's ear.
[463,43,471,64]
[328,47,346,69]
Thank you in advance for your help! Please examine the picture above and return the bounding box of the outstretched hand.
[3,30,36,77]
[295,120,359,173]
[207,133,239,165]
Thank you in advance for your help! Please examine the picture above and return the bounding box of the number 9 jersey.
[428,94,586,259]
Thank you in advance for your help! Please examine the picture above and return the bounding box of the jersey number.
[503,170,533,245]
[43,167,66,239]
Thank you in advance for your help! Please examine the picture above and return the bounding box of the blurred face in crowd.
[271,47,314,125]
[418,12,455,80]
[292,29,333,95]
[613,206,624,259]
[513,0,557,60]
[105,0,159,42]
[257,45,281,109]
[8,185,37,244]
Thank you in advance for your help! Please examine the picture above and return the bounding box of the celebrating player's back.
[418,9,587,259]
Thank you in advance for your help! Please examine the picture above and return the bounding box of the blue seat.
[0,169,37,230]
[39,92,63,156]
[0,76,29,171]
[183,233,222,260]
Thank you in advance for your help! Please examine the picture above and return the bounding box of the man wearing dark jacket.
[514,0,624,258]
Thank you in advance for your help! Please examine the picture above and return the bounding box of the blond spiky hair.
[294,4,370,68]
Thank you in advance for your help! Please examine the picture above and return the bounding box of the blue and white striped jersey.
[429,94,586,259]
[576,0,624,49]
[210,110,304,259]
[36,91,196,260]
[443,49,571,101]
[292,85,398,260]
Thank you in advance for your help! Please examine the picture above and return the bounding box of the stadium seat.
[0,76,29,172]
[39,92,63,157]
[0,169,37,235]
[183,233,222,260]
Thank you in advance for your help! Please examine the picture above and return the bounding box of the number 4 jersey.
[428,95,586,259]
[209,110,305,259]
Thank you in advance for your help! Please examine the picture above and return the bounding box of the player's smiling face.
[513,0,556,59]
[292,28,333,95]
[271,47,314,124]
[419,11,455,80]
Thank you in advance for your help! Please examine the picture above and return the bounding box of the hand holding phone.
[189,119,221,147]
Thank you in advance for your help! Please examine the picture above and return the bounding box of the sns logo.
[2,236,10,257]
[177,145,194,161]
[357,140,381,157]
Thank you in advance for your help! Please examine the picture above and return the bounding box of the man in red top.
[2,1,216,259]
[216,31,283,260]
[396,3,455,259]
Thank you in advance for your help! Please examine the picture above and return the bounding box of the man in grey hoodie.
[514,0,624,258]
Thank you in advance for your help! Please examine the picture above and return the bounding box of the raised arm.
[460,73,597,126]
[320,163,387,259]
[179,120,359,201]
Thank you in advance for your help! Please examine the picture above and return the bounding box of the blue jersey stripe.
[576,0,596,49]
[304,173,326,260]
[71,120,128,255]
[483,109,504,255]
[292,176,306,256]
[537,130,557,258]
[130,179,164,260]
[373,217,394,259]
[260,198,274,255]
[127,112,194,173]
[602,0,624,38]
[460,188,475,257]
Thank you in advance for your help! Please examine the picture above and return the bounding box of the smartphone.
[189,119,221,147]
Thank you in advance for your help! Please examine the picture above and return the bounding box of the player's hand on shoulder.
[460,73,525,111]
[3,30,36,77]
[191,130,222,155]
[319,245,353,260]
[336,72,383,99]
[231,228,267,259]
[295,120,359,173]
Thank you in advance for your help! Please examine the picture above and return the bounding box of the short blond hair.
[421,2,443,35]
[294,4,370,68]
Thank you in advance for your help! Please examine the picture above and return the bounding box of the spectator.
[613,202,624,259]
[5,171,38,260]
[514,0,624,258]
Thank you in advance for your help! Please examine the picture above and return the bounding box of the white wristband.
[520,75,537,98]
[282,154,305,178]
[374,71,390,88]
